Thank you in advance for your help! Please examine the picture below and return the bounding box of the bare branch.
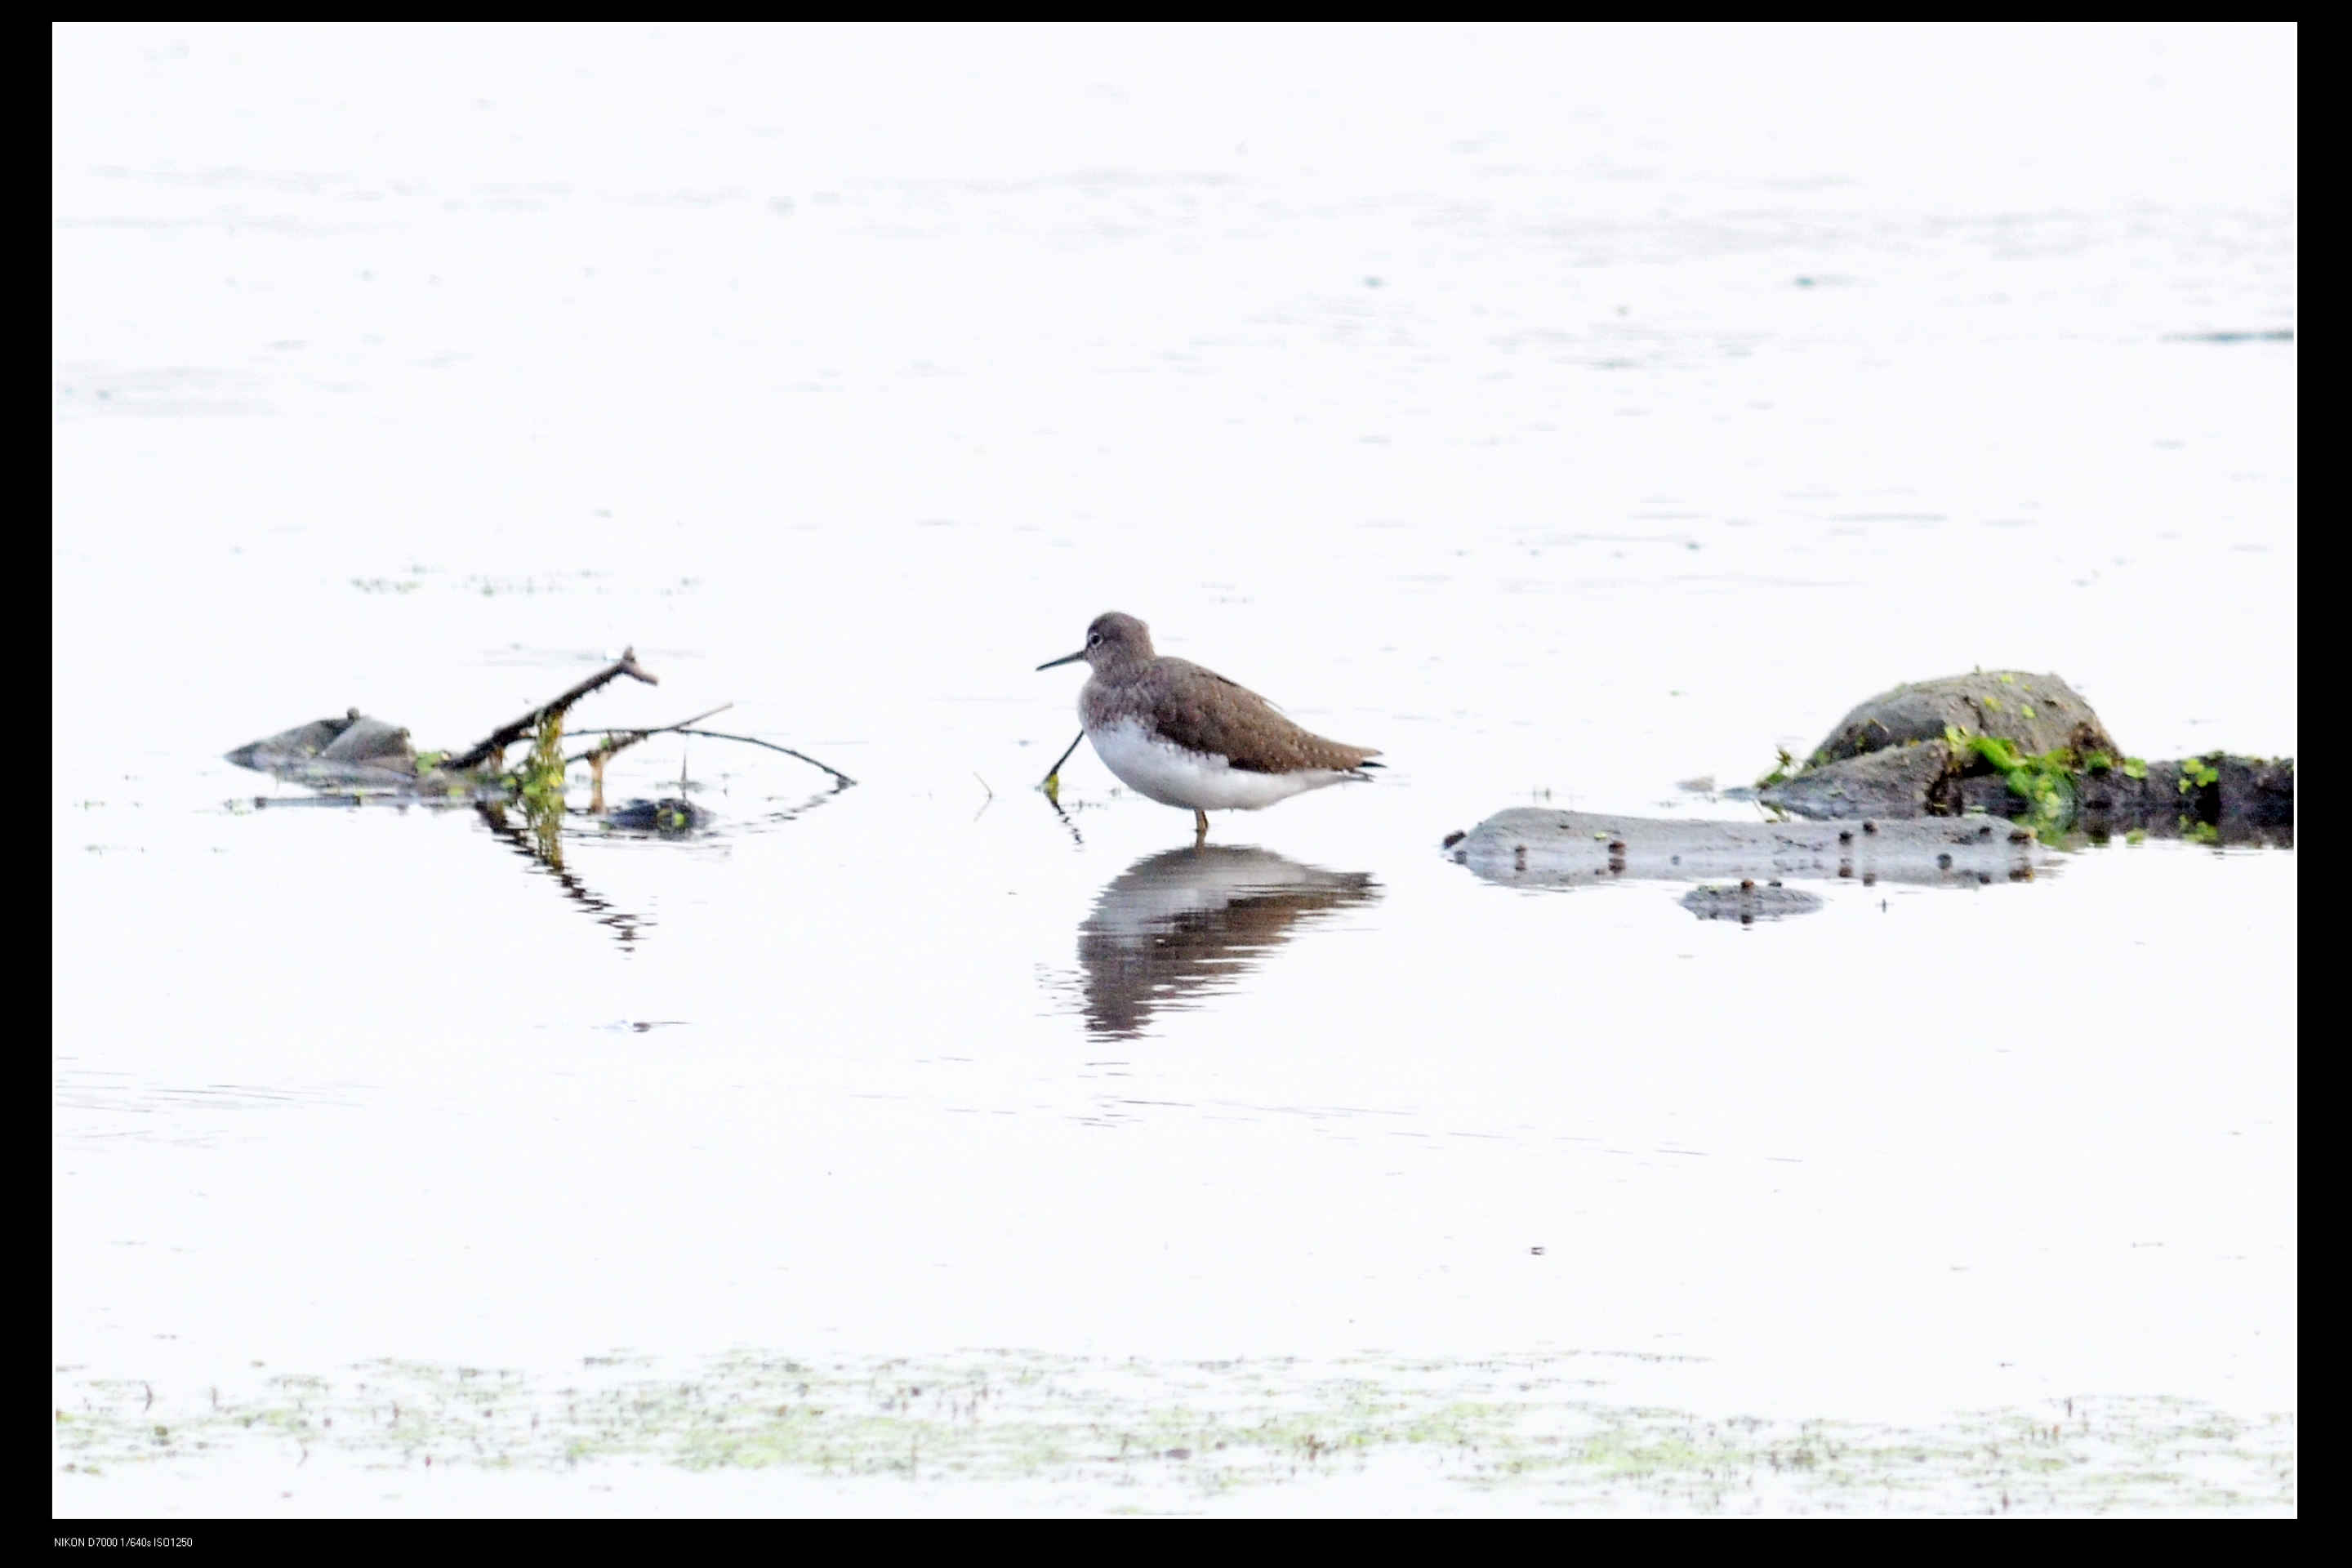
[656,728,857,788]
[564,703,736,768]
[444,648,659,773]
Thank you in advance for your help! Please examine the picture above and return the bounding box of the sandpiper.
[1037,612,1382,844]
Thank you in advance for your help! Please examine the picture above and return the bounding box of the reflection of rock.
[1076,847,1379,1040]
[1680,883,1825,923]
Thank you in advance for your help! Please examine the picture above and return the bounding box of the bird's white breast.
[1086,717,1355,812]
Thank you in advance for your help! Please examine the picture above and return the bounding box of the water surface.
[53,21,2296,1515]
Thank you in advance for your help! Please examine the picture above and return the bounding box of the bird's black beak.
[1036,650,1086,671]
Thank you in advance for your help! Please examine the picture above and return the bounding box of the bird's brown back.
[1095,657,1379,774]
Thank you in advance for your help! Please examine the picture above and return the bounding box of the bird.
[1037,612,1381,844]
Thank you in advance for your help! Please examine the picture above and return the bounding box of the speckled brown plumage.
[1063,612,1379,774]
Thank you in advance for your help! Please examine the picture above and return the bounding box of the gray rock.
[315,715,414,771]
[224,710,362,771]
[1806,671,2118,767]
[226,710,421,789]
[1758,741,1958,821]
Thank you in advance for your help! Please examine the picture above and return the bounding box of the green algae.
[1944,726,2078,840]
[51,1352,2295,1515]
[1756,747,1799,790]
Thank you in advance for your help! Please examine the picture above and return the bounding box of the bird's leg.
[1193,808,1209,846]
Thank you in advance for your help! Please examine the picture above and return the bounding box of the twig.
[1040,731,1085,800]
[569,705,732,813]
[564,703,736,768]
[657,728,857,787]
[443,648,659,773]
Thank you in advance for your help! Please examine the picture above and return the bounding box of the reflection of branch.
[444,648,659,773]
[764,778,855,825]
[472,801,650,950]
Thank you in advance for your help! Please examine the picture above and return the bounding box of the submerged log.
[1449,808,2045,892]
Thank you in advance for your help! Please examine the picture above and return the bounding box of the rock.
[315,715,414,771]
[1953,754,2295,844]
[224,710,363,771]
[226,710,421,789]
[602,797,710,834]
[2213,756,2296,831]
[1758,741,1958,821]
[1806,671,2118,768]
[1754,670,2290,836]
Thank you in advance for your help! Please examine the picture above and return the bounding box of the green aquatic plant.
[511,715,569,868]
[1756,746,1798,789]
[2178,756,2221,794]
[515,714,567,804]
[1944,725,2076,840]
[50,1356,2296,1514]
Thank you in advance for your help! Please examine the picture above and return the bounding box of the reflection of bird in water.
[1075,845,1379,1040]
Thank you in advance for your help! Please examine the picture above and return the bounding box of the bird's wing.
[1145,660,1380,773]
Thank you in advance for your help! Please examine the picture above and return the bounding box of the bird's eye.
[1087,631,1101,646]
